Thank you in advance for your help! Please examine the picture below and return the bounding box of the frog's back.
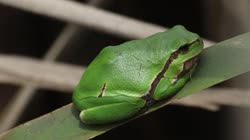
[73,25,199,99]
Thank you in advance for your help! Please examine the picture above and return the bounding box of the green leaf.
[1,32,250,140]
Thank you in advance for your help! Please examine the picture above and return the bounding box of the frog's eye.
[179,40,199,54]
[179,45,190,53]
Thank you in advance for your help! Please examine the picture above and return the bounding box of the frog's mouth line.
[141,46,198,110]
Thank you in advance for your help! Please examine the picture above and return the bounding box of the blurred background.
[0,0,249,139]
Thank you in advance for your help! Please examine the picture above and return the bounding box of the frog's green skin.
[72,25,203,125]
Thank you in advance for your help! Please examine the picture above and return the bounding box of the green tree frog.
[72,25,203,125]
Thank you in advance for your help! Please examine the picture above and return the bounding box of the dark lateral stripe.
[145,41,199,99]
[146,49,182,98]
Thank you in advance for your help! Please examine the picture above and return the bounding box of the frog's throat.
[141,48,197,108]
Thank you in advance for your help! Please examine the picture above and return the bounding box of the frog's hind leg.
[73,95,145,124]
[80,101,144,124]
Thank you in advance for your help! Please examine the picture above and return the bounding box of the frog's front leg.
[153,64,196,100]
[73,95,145,124]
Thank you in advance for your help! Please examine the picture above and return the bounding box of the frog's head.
[174,37,204,77]
[165,25,204,73]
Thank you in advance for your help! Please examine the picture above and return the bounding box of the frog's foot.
[73,95,145,125]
